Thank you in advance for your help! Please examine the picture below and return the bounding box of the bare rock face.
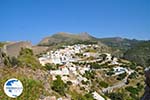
[141,68,150,100]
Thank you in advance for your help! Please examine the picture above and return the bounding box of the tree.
[91,63,103,69]
[83,70,95,79]
[51,75,67,96]
[117,72,127,80]
[125,86,139,95]
[10,56,20,67]
[107,68,115,76]
[19,48,33,56]
[108,92,124,100]
[99,81,109,88]
[4,56,11,67]
[44,63,54,70]
[128,72,137,79]
[129,62,137,70]
[84,93,95,100]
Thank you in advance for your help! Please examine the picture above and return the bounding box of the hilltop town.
[38,43,144,100]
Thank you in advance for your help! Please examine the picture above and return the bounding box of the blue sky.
[0,0,149,44]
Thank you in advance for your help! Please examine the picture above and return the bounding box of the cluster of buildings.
[50,62,90,86]
[39,44,98,66]
[39,44,134,81]
[38,44,135,100]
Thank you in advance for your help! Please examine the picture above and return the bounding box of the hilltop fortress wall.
[2,41,32,57]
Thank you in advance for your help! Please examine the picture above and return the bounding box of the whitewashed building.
[113,66,127,75]
[92,91,105,100]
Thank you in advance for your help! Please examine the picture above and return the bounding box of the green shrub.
[125,86,139,95]
[44,63,55,70]
[106,71,114,76]
[19,48,33,56]
[10,56,20,66]
[18,48,41,69]
[117,72,126,80]
[83,71,95,79]
[108,92,124,100]
[18,54,41,69]
[99,81,109,88]
[81,80,89,85]
[84,93,95,100]
[136,83,144,91]
[128,72,137,79]
[130,93,139,100]
[51,75,67,96]
[91,63,104,69]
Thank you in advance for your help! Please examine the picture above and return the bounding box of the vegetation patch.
[99,81,109,88]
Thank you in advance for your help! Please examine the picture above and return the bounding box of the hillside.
[124,41,150,67]
[99,38,150,67]
[39,32,97,46]
[99,37,141,52]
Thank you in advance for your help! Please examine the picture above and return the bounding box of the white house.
[61,67,69,75]
[77,75,88,82]
[83,52,98,58]
[51,53,62,65]
[57,98,62,100]
[50,67,69,76]
[50,70,62,76]
[105,53,112,61]
[113,66,127,75]
[61,76,69,82]
[70,79,79,85]
[92,91,105,100]
[68,66,77,74]
[39,57,51,66]
[111,57,119,65]
[79,66,90,75]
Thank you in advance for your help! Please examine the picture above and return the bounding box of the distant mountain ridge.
[39,32,141,51]
[38,32,112,54]
[99,37,142,52]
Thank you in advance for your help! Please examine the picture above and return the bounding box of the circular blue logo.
[4,78,23,98]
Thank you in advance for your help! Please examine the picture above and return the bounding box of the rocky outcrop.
[141,68,150,100]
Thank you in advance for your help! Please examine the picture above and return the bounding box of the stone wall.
[2,41,32,57]
[32,46,48,55]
